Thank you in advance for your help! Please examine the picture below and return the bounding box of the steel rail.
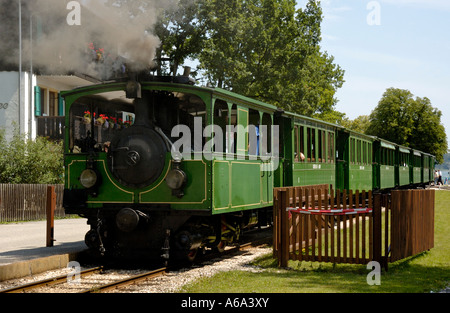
[80,267,167,293]
[0,266,103,293]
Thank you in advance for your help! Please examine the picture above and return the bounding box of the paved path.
[0,219,90,265]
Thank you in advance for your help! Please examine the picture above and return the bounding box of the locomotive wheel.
[215,240,226,253]
[186,248,198,262]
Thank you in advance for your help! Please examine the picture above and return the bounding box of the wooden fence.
[273,185,435,270]
[0,184,66,222]
[390,189,435,262]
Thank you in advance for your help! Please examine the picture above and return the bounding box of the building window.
[36,87,62,117]
[49,91,58,116]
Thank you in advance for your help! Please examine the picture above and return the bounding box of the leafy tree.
[197,0,344,116]
[366,88,448,163]
[0,129,64,184]
[154,0,205,76]
[340,115,370,134]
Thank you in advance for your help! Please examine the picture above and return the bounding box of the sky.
[297,0,450,148]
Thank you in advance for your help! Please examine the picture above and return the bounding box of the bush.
[0,129,64,184]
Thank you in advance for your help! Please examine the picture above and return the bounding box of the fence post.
[279,189,290,268]
[46,186,56,247]
[372,192,382,269]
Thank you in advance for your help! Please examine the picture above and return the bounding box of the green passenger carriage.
[334,129,373,191]
[397,145,411,187]
[373,139,396,190]
[411,150,423,185]
[289,114,337,189]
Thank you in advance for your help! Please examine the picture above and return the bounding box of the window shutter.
[58,93,64,116]
[35,86,42,116]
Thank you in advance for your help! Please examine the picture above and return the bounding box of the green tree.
[0,129,64,184]
[154,0,205,76]
[197,0,344,116]
[366,88,447,163]
[340,115,370,134]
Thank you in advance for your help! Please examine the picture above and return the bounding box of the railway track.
[80,267,167,293]
[0,266,104,293]
[0,233,272,294]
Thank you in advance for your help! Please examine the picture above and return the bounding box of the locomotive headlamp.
[166,168,187,190]
[80,169,98,189]
[166,160,187,198]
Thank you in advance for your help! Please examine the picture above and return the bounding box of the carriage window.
[363,142,367,164]
[227,104,238,153]
[307,127,315,162]
[213,99,228,153]
[69,92,135,153]
[399,152,409,167]
[294,126,299,162]
[261,113,272,155]
[414,154,421,167]
[69,90,207,154]
[350,138,355,164]
[236,107,249,155]
[318,130,323,162]
[322,130,326,163]
[248,108,260,156]
[300,126,305,161]
[357,140,361,164]
[328,132,334,163]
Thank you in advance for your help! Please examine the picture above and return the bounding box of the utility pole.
[18,0,22,134]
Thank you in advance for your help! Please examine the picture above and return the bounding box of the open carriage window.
[154,91,207,154]
[213,99,228,153]
[248,108,260,156]
[69,91,135,153]
[69,89,207,154]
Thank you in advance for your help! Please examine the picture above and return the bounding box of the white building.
[0,71,97,141]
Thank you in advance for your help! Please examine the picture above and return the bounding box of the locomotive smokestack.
[126,73,142,99]
[183,66,191,77]
[133,91,152,127]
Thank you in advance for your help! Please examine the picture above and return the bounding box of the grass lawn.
[180,190,450,293]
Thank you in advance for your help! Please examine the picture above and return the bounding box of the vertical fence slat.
[288,187,295,260]
[324,190,329,260]
[298,188,303,261]
[311,188,315,259]
[280,189,289,267]
[317,188,322,262]
[384,194,390,269]
[372,193,382,266]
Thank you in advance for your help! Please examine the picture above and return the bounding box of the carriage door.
[336,130,349,190]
